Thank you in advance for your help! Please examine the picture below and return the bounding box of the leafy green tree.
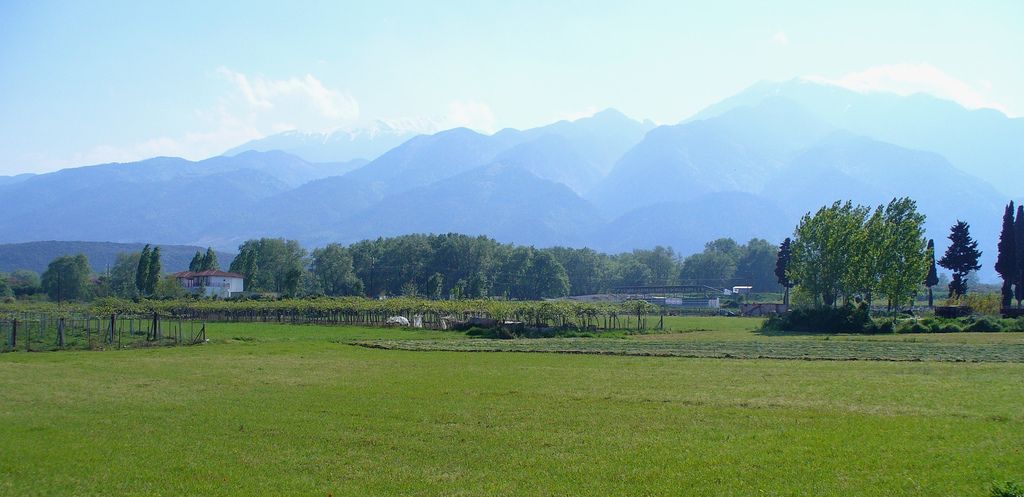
[154,275,186,299]
[426,272,445,300]
[995,201,1017,308]
[0,273,11,299]
[634,246,677,285]
[775,237,794,305]
[202,247,220,271]
[735,238,780,292]
[938,220,982,298]
[41,254,92,303]
[924,239,938,308]
[136,244,151,294]
[229,238,308,295]
[310,244,363,296]
[145,246,162,295]
[679,251,735,286]
[548,247,610,295]
[524,251,570,299]
[873,198,928,312]
[789,201,870,307]
[189,248,220,272]
[8,270,41,297]
[110,252,142,298]
[704,238,741,258]
[615,259,653,287]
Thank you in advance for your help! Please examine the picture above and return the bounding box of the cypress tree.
[189,251,203,272]
[1016,206,1024,307]
[774,237,793,305]
[146,246,162,295]
[136,244,151,294]
[938,220,982,298]
[925,239,938,308]
[995,202,1017,308]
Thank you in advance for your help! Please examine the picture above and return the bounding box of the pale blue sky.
[1,0,1022,174]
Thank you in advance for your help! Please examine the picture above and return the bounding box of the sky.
[1,0,1022,175]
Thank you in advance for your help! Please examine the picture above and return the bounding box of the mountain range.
[0,241,233,275]
[1,78,1020,281]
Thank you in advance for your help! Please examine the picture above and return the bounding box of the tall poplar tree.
[136,244,151,294]
[995,201,1017,308]
[938,221,982,298]
[924,239,938,308]
[1016,205,1024,307]
[774,237,793,305]
[202,247,220,271]
[145,246,162,295]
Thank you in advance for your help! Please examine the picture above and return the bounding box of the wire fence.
[1,312,206,353]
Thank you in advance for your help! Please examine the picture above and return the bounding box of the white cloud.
[806,63,1013,116]
[40,69,362,168]
[554,106,600,122]
[442,100,497,133]
[771,31,789,46]
[217,67,359,120]
[52,108,263,167]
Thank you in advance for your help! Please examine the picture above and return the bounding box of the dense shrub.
[895,321,930,334]
[938,322,964,333]
[872,320,894,333]
[762,303,871,333]
[1002,318,1024,332]
[966,317,1004,332]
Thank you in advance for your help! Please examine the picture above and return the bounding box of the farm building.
[174,270,244,298]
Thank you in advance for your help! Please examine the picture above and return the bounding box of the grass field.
[2,319,1023,496]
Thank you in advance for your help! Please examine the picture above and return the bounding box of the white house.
[174,270,244,298]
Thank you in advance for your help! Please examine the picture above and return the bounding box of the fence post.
[57,318,65,349]
[10,319,16,350]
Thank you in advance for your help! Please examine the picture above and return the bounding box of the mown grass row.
[350,337,1024,362]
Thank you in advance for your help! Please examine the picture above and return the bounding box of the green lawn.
[1,319,1022,496]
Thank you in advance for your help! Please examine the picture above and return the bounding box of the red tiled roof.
[173,270,244,279]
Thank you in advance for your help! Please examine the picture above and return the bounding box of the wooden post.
[57,318,65,349]
[10,319,16,350]
[109,314,116,344]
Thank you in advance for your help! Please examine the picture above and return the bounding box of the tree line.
[3,234,785,302]
[226,234,784,299]
[774,197,988,312]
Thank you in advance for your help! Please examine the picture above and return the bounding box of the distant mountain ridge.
[0,241,234,274]
[224,120,423,162]
[1,84,1020,282]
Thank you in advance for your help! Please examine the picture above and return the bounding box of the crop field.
[2,318,1023,496]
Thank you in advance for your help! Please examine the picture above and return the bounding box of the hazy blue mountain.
[0,241,233,274]
[590,98,833,216]
[593,192,791,255]
[224,121,420,162]
[765,132,1004,278]
[489,109,655,193]
[0,88,1012,282]
[694,78,1024,196]
[342,127,527,194]
[490,135,603,194]
[319,164,606,248]
[0,173,35,186]
[205,110,651,245]
[0,151,361,246]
